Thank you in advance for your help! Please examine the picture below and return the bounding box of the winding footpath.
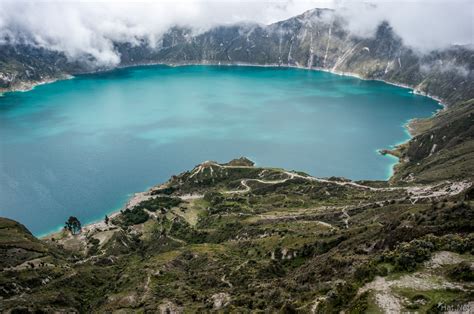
[198,162,471,201]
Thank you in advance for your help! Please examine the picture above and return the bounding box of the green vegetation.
[114,208,150,227]
[447,262,474,282]
[133,196,182,212]
[64,216,81,235]
[1,159,473,312]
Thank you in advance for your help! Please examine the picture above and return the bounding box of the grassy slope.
[392,99,474,184]
[1,160,472,312]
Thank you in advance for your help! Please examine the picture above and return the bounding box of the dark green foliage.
[207,222,244,243]
[258,260,286,279]
[133,196,182,212]
[347,291,370,313]
[383,234,473,271]
[64,216,81,235]
[203,192,225,205]
[87,237,100,256]
[116,208,149,227]
[446,262,474,282]
[386,239,435,271]
[150,186,176,195]
[168,217,207,244]
[353,262,384,284]
[321,281,358,311]
[299,235,348,259]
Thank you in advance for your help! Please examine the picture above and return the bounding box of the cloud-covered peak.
[0,0,472,66]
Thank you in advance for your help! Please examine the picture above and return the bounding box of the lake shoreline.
[2,63,443,238]
[2,61,444,180]
[40,190,153,240]
[1,61,446,137]
[1,61,444,163]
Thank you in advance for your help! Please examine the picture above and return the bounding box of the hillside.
[1,158,473,312]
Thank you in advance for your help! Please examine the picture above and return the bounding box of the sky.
[0,0,472,65]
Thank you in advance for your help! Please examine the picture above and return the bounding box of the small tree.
[104,215,109,225]
[65,216,82,235]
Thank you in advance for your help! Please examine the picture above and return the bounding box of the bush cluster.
[383,234,473,271]
[117,208,150,227]
[134,196,182,212]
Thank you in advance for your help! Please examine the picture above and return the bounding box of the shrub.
[384,238,436,271]
[383,234,473,272]
[65,216,82,235]
[447,262,474,282]
[134,196,182,212]
[118,208,149,227]
[204,191,225,205]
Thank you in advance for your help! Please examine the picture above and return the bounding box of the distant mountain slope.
[118,9,473,105]
[2,9,473,104]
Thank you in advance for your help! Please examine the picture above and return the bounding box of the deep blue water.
[0,65,441,235]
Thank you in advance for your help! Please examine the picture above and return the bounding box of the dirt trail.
[224,176,292,194]
[341,207,350,229]
[195,161,471,200]
[359,276,403,313]
[45,161,471,249]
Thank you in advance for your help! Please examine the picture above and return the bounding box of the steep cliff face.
[114,9,474,105]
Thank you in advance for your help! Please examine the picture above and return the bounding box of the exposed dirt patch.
[425,251,469,269]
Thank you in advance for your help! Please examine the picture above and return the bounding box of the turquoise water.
[0,65,440,235]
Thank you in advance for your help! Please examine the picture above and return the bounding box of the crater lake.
[0,65,441,235]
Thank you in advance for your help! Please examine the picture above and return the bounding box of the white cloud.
[336,0,474,52]
[0,0,472,66]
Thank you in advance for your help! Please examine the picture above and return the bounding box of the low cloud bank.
[0,0,472,66]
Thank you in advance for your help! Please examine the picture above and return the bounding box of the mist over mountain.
[0,0,472,66]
